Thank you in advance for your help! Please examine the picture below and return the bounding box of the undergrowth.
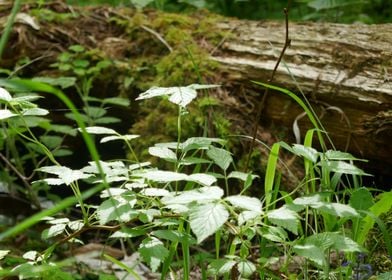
[0,1,391,280]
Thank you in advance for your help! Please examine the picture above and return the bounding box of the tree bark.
[211,20,392,178]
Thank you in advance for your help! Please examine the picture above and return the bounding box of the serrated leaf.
[42,223,66,239]
[237,259,256,277]
[189,202,229,243]
[225,195,262,213]
[208,259,236,275]
[0,109,16,120]
[136,85,214,107]
[238,210,261,225]
[82,126,117,135]
[161,186,224,205]
[258,226,288,243]
[95,116,121,124]
[148,146,177,161]
[97,196,138,224]
[267,207,299,235]
[141,188,170,197]
[140,170,188,183]
[100,134,139,143]
[207,146,232,171]
[180,137,226,151]
[37,166,91,185]
[138,237,169,272]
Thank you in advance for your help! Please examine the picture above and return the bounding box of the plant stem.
[0,0,22,59]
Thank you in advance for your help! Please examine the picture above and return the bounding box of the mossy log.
[1,2,391,181]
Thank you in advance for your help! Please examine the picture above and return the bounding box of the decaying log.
[1,3,391,181]
[211,20,392,178]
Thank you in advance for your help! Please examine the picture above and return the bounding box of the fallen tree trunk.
[210,20,392,178]
[1,3,391,181]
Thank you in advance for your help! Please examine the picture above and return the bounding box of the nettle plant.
[1,81,391,279]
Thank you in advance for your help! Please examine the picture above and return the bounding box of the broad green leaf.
[350,188,374,211]
[138,237,169,272]
[40,135,63,149]
[292,144,318,163]
[0,87,12,101]
[0,109,16,120]
[293,194,323,208]
[102,97,130,107]
[110,228,147,238]
[188,173,217,186]
[207,146,232,171]
[141,188,170,197]
[49,124,77,136]
[32,76,76,89]
[238,210,261,225]
[189,202,229,243]
[293,244,326,267]
[301,232,363,255]
[83,106,106,118]
[325,150,365,161]
[140,170,188,183]
[179,157,211,165]
[228,171,257,182]
[180,137,226,151]
[22,108,49,116]
[152,230,196,244]
[237,259,256,278]
[68,221,83,231]
[358,190,392,245]
[95,116,121,124]
[42,223,66,239]
[321,161,371,176]
[161,186,224,205]
[136,84,219,107]
[315,202,359,218]
[225,195,262,213]
[83,126,117,135]
[100,134,139,143]
[37,166,91,185]
[69,44,85,52]
[97,196,138,224]
[208,259,236,275]
[148,146,177,161]
[258,226,288,243]
[267,207,299,235]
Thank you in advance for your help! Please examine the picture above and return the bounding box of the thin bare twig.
[141,24,173,53]
[245,2,292,172]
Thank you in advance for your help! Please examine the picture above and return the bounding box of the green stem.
[0,0,22,59]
